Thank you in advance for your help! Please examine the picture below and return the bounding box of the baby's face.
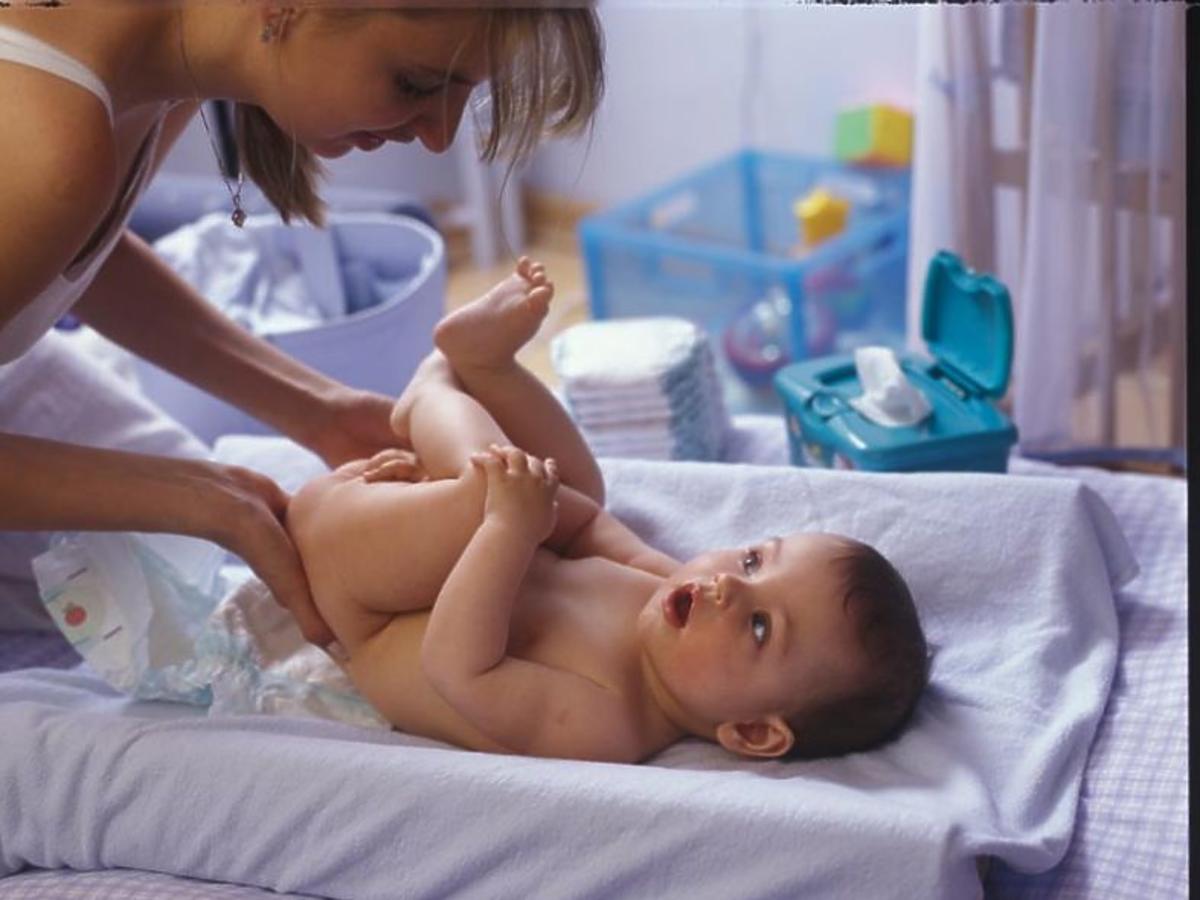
[637,532,866,738]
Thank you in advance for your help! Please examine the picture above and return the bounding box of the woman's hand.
[305,386,402,470]
[472,445,559,545]
[204,462,335,649]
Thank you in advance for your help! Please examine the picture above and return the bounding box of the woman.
[0,4,604,648]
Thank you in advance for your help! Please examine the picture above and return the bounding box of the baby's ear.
[715,715,794,759]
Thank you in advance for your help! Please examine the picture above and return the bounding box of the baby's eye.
[741,548,763,575]
[750,611,770,646]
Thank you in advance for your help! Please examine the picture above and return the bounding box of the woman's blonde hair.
[234,5,604,227]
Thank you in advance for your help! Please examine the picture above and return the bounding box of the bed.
[0,416,1187,899]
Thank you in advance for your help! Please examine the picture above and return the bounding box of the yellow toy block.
[794,188,850,247]
[835,105,913,167]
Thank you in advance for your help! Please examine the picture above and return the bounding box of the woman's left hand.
[306,386,407,469]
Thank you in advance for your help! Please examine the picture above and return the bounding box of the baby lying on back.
[287,259,928,763]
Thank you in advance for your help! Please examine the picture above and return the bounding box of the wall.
[529,4,920,206]
[160,5,919,210]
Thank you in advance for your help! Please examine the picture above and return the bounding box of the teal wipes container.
[773,251,1018,472]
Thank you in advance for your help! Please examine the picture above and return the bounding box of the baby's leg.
[428,257,606,504]
[289,466,492,651]
[399,351,509,481]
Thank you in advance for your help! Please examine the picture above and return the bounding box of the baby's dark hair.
[783,537,928,761]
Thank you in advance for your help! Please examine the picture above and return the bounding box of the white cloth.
[0,431,1136,899]
[1012,3,1184,450]
[152,213,335,335]
[0,25,167,365]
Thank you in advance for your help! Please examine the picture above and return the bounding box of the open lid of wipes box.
[921,251,1014,398]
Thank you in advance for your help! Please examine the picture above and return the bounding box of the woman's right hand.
[202,462,335,650]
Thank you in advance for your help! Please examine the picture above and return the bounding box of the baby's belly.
[344,554,649,753]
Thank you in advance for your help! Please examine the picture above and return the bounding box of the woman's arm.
[72,230,395,466]
[0,78,115,332]
[0,431,334,646]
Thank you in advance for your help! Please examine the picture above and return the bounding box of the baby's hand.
[472,444,559,544]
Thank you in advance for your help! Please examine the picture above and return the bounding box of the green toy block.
[835,105,912,167]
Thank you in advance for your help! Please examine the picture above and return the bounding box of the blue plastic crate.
[579,150,911,410]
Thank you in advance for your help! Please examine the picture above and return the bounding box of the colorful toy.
[722,289,837,386]
[793,188,850,247]
[835,105,913,167]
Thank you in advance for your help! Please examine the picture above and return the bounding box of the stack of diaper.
[550,317,730,461]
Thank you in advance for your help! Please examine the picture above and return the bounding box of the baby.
[287,259,928,764]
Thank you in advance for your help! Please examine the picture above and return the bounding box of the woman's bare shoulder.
[0,60,117,320]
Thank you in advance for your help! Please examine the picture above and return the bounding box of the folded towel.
[554,317,730,462]
[562,346,720,400]
[551,317,709,391]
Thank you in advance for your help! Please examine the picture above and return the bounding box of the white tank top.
[0,24,167,364]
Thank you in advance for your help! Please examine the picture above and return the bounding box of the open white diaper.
[31,435,387,730]
[5,425,1137,899]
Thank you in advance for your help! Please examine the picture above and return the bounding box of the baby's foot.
[434,256,554,372]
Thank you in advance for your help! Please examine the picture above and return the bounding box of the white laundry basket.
[135,213,445,445]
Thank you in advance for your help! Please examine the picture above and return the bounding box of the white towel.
[554,317,730,462]
[1,433,1136,899]
[551,317,708,390]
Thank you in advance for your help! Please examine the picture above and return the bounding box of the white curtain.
[908,2,1185,452]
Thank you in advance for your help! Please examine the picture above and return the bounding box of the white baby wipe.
[850,345,933,427]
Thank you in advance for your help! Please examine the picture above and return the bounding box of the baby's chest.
[508,555,642,688]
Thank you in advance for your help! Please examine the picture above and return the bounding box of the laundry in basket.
[138,212,446,444]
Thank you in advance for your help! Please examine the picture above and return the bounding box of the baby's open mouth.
[663,583,696,629]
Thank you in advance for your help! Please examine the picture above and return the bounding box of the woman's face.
[262,11,490,157]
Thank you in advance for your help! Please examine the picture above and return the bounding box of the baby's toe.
[526,284,553,313]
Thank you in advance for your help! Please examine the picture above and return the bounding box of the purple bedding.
[0,459,1187,899]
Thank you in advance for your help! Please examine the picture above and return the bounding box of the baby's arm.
[421,446,639,762]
